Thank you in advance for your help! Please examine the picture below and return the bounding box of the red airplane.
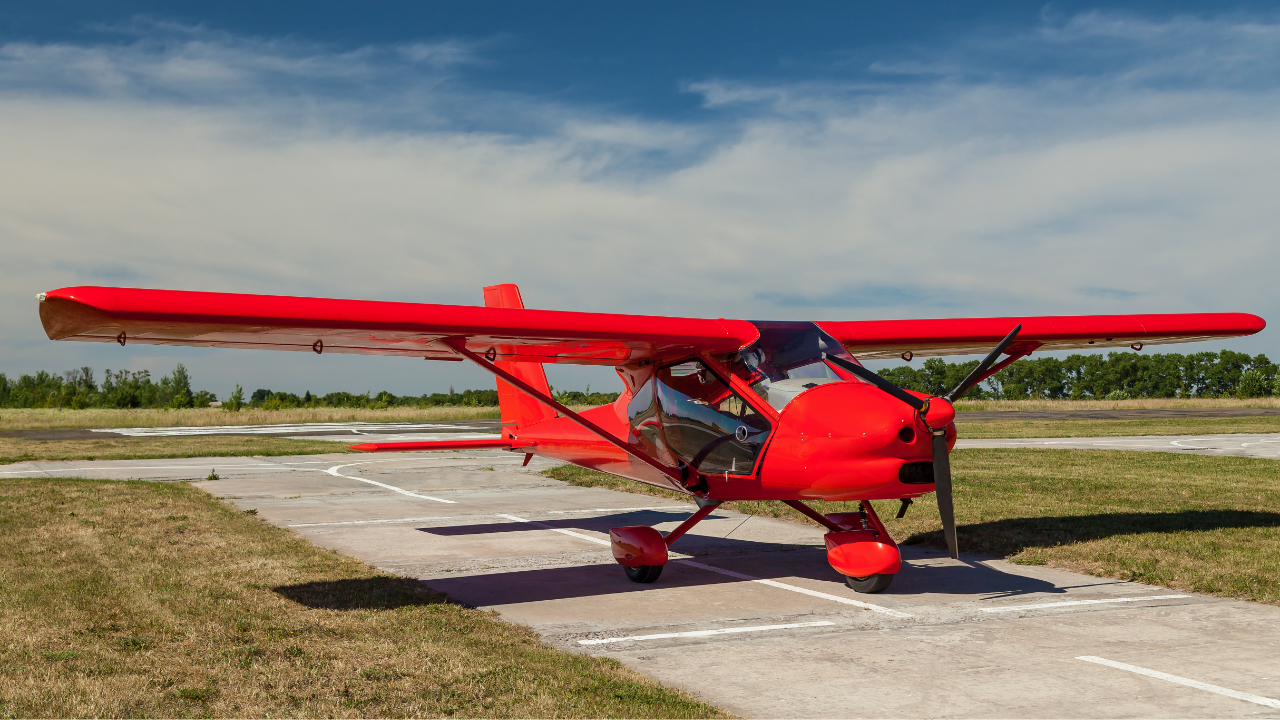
[38,285,1265,592]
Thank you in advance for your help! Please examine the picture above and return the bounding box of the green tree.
[224,384,245,412]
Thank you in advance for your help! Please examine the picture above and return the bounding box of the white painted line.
[1077,656,1280,709]
[982,595,1190,612]
[496,513,613,546]
[288,517,452,527]
[548,506,689,514]
[325,465,456,504]
[578,621,835,646]
[678,560,913,617]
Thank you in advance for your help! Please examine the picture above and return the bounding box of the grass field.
[0,407,505,432]
[952,397,1280,412]
[546,448,1280,606]
[0,478,726,719]
[956,415,1280,438]
[5,397,1277,433]
[0,437,355,465]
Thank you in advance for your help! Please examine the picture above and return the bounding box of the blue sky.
[1,2,1277,397]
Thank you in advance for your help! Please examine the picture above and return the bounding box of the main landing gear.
[609,501,720,584]
[609,499,903,593]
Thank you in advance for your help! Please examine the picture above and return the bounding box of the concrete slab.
[10,448,1280,717]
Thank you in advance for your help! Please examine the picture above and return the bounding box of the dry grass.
[0,437,356,465]
[545,449,1280,605]
[953,397,1280,412]
[0,406,620,432]
[956,415,1280,438]
[0,407,504,432]
[0,478,728,719]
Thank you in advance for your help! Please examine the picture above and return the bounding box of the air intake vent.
[899,461,934,484]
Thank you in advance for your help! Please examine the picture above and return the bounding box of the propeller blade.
[943,324,1022,403]
[932,430,959,559]
[825,354,926,412]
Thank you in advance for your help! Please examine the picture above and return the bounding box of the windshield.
[738,321,859,411]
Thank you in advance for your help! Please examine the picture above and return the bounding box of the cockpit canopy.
[626,322,861,478]
[738,321,860,412]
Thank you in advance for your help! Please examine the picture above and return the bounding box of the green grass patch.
[545,449,1280,605]
[0,436,357,465]
[957,415,1280,438]
[0,477,727,718]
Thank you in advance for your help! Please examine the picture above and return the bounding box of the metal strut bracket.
[441,337,683,483]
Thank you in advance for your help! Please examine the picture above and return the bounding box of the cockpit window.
[653,360,771,475]
[738,321,859,412]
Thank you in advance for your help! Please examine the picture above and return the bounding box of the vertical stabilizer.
[483,284,557,438]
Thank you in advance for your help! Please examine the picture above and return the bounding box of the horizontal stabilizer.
[349,438,516,453]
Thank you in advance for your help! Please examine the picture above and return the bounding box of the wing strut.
[442,338,683,484]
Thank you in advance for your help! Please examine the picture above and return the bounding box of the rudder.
[483,284,557,438]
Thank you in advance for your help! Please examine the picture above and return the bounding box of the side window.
[626,377,663,452]
[655,360,771,475]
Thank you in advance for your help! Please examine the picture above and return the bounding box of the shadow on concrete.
[905,509,1280,557]
[421,543,1069,608]
[417,510,729,536]
[274,576,448,610]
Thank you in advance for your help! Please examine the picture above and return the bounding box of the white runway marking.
[578,621,836,646]
[496,513,613,545]
[982,595,1190,612]
[547,506,689,514]
[288,516,453,527]
[678,560,913,617]
[324,464,456,503]
[1077,656,1280,709]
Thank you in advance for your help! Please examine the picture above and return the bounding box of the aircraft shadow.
[273,576,449,610]
[904,509,1280,556]
[419,510,727,537]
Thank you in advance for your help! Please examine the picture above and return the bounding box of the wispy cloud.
[1,12,1276,394]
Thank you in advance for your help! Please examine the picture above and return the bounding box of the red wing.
[37,286,759,365]
[819,313,1266,360]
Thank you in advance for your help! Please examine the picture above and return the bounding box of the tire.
[845,573,894,593]
[624,565,664,584]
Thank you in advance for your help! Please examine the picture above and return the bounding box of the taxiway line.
[677,560,913,617]
[325,464,457,503]
[578,621,836,645]
[1076,656,1280,708]
[548,506,689,514]
[496,513,614,545]
[982,595,1190,612]
[288,516,453,527]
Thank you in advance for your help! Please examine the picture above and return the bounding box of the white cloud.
[1,14,1277,396]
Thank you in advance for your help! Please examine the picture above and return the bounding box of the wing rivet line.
[313,339,323,355]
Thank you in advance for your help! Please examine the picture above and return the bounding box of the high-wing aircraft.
[38,285,1265,592]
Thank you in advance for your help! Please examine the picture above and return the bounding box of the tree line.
[0,366,622,410]
[878,350,1278,400]
[11,350,1267,410]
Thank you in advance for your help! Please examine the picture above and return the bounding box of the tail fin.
[483,284,557,438]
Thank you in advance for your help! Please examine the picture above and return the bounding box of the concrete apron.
[10,449,1279,718]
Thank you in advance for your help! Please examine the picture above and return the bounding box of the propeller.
[824,324,1021,560]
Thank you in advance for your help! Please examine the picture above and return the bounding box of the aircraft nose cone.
[924,397,956,430]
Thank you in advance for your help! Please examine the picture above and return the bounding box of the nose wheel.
[845,573,894,593]
[624,565,664,583]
